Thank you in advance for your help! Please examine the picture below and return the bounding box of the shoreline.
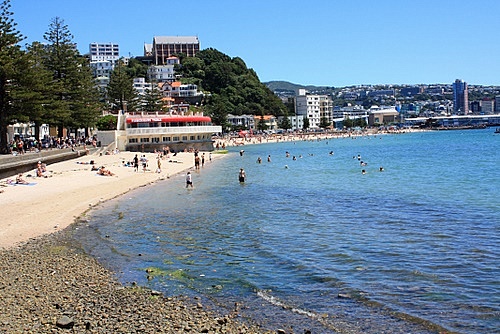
[0,149,276,333]
[0,129,405,249]
[0,229,271,333]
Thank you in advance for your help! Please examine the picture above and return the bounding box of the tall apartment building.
[495,96,500,113]
[452,79,469,114]
[89,43,120,88]
[295,89,333,128]
[147,36,200,65]
[89,42,119,63]
[480,98,494,114]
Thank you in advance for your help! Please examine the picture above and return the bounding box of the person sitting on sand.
[36,161,47,178]
[16,174,29,184]
[36,166,46,178]
[97,166,115,176]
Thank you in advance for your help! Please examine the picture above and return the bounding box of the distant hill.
[264,81,336,95]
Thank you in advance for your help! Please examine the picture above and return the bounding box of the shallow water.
[73,129,499,333]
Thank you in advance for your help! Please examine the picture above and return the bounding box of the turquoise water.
[73,129,499,333]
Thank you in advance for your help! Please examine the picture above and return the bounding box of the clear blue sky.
[11,0,500,87]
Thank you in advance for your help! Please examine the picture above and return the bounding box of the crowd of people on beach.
[7,135,99,156]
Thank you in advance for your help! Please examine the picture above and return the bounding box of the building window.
[173,136,180,141]
[152,137,160,143]
[182,136,188,141]
[140,138,150,143]
[129,138,138,143]
[162,136,171,142]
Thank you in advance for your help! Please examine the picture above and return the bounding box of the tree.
[353,117,367,128]
[279,112,292,131]
[140,81,164,112]
[343,117,354,129]
[0,0,25,152]
[177,56,204,87]
[302,116,310,131]
[319,116,331,129]
[256,112,268,132]
[67,56,102,137]
[205,94,229,127]
[41,17,101,138]
[124,57,148,78]
[96,114,117,130]
[107,60,138,111]
[43,17,86,137]
[12,41,54,141]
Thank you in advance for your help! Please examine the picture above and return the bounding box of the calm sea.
[72,128,499,333]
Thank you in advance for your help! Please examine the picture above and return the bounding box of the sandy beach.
[0,150,202,249]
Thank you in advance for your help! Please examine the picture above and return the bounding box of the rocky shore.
[0,231,276,333]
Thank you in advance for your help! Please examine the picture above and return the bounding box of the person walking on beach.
[133,154,139,172]
[186,172,193,188]
[156,156,162,173]
[140,155,148,172]
[238,168,246,183]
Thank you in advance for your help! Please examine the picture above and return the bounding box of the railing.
[126,125,222,136]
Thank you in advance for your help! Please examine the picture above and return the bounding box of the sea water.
[72,129,499,333]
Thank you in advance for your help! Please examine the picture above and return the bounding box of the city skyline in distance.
[11,0,500,87]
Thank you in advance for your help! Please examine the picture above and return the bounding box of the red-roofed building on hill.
[161,81,204,106]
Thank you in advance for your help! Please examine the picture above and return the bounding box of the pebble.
[0,231,274,333]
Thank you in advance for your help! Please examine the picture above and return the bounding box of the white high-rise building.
[89,42,119,63]
[295,89,333,128]
[89,43,120,88]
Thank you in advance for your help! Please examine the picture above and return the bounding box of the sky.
[10,0,500,87]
